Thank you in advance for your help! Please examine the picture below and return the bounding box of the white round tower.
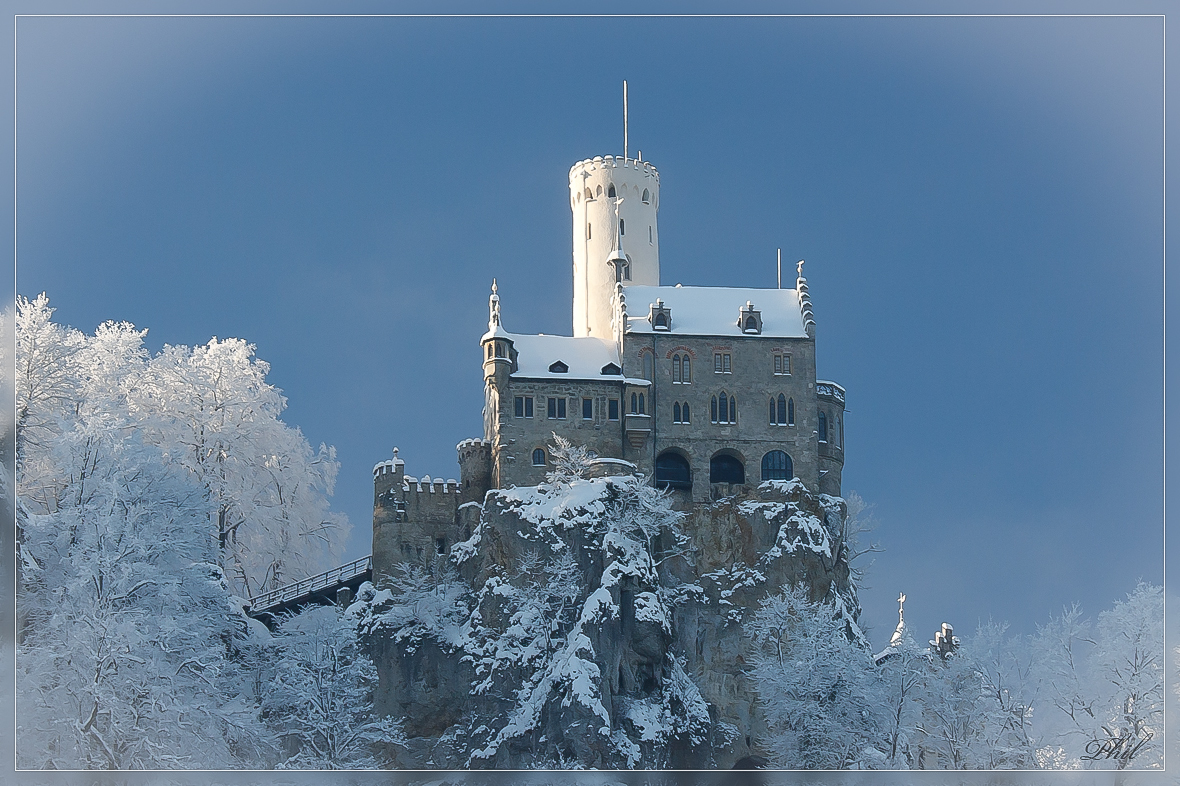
[569,155,660,339]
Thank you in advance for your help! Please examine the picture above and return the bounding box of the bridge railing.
[247,555,373,613]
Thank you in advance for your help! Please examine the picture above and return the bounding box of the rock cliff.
[350,471,860,769]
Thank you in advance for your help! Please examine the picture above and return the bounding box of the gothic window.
[596,184,603,196]
[642,353,653,381]
[745,316,758,332]
[620,219,625,235]
[819,411,828,442]
[583,397,593,420]
[487,344,493,359]
[495,342,506,358]
[710,454,745,484]
[608,184,616,198]
[682,356,691,382]
[712,392,735,424]
[655,452,691,490]
[654,312,667,329]
[768,398,776,425]
[585,187,594,200]
[788,397,795,426]
[672,355,681,383]
[642,188,650,204]
[548,397,567,419]
[673,402,681,423]
[638,393,646,415]
[532,448,546,466]
[608,398,620,420]
[631,392,638,414]
[682,402,690,422]
[761,450,793,481]
[777,394,787,425]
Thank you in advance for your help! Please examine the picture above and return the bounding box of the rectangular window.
[715,353,731,373]
[608,398,619,420]
[547,397,567,419]
[723,354,731,373]
[774,354,790,375]
[525,397,533,417]
[515,396,534,417]
[515,396,523,417]
[714,353,722,373]
[582,397,593,420]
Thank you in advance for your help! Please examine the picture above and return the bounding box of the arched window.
[631,392,638,414]
[836,416,842,447]
[718,392,729,423]
[654,312,667,329]
[608,184,616,198]
[643,353,653,381]
[710,454,745,484]
[769,398,776,425]
[710,396,718,423]
[620,219,625,235]
[596,184,603,196]
[682,402,690,422]
[642,188,650,204]
[681,356,691,382]
[638,394,645,415]
[761,450,792,481]
[672,355,681,383]
[532,448,546,466]
[745,316,758,331]
[585,187,594,200]
[819,411,828,442]
[673,402,681,423]
[777,394,787,425]
[788,398,795,426]
[487,344,493,359]
[655,451,692,490]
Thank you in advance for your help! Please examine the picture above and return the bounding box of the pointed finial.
[488,280,501,329]
[897,593,906,621]
[797,259,805,277]
[393,446,399,460]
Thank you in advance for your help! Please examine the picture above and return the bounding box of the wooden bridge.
[244,555,372,629]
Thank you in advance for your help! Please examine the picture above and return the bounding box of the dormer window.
[648,299,672,331]
[739,301,762,334]
[548,361,568,373]
[600,362,622,375]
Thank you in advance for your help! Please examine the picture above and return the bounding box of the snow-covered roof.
[621,285,808,338]
[507,333,624,381]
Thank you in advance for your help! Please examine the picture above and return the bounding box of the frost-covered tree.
[14,293,348,595]
[746,586,881,769]
[16,426,269,768]
[14,293,351,768]
[263,606,404,769]
[1032,582,1163,769]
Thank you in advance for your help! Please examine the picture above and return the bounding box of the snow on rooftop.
[622,285,807,338]
[507,332,622,380]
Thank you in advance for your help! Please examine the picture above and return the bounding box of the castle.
[372,151,846,581]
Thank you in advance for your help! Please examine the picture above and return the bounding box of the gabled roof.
[507,333,628,381]
[621,285,808,338]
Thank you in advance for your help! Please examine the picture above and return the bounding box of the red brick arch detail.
[663,347,698,359]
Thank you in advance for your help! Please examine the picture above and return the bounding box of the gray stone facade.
[372,152,846,573]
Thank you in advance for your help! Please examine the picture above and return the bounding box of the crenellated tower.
[569,155,660,340]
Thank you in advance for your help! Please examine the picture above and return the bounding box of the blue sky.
[14,12,1165,644]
